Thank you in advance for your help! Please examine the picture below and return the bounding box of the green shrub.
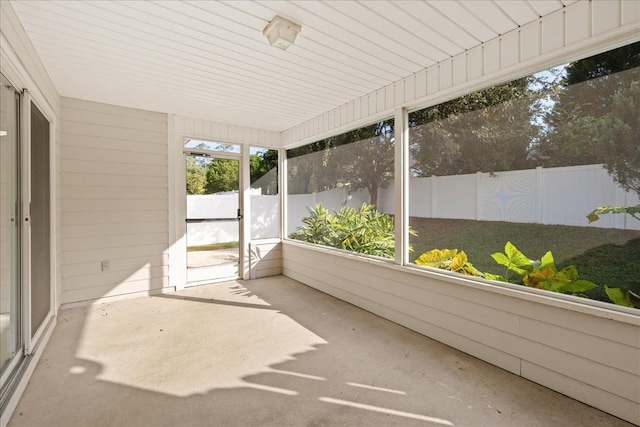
[290,203,414,259]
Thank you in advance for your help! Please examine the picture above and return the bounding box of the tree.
[287,119,395,208]
[595,81,640,195]
[536,41,640,167]
[186,155,206,195]
[409,77,541,177]
[205,158,239,193]
[329,120,394,207]
[250,150,278,195]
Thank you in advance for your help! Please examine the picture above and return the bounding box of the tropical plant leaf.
[587,204,640,223]
[556,265,579,282]
[449,251,468,272]
[561,279,597,293]
[605,286,634,307]
[415,249,458,267]
[540,251,556,272]
[504,241,533,269]
[523,267,555,289]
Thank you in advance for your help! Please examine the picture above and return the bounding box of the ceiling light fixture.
[263,16,301,50]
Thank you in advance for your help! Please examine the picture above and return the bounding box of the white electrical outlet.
[101,260,110,272]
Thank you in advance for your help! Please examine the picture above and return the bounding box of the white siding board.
[520,20,542,61]
[427,1,497,41]
[61,99,170,303]
[376,89,386,113]
[60,211,167,227]
[438,60,453,90]
[62,233,168,252]
[501,31,520,68]
[542,10,565,53]
[62,255,168,279]
[61,244,168,265]
[62,221,168,238]
[427,68,438,94]
[394,81,404,107]
[367,93,375,117]
[622,0,640,26]
[62,198,167,213]
[415,70,427,99]
[61,159,167,177]
[529,1,564,17]
[518,337,639,403]
[463,1,515,36]
[452,55,467,86]
[63,121,166,144]
[61,146,167,167]
[566,1,591,45]
[63,266,169,291]
[62,134,167,155]
[467,47,483,80]
[64,186,169,200]
[522,362,640,425]
[61,277,169,304]
[495,1,539,26]
[483,39,501,75]
[62,173,165,189]
[592,0,621,35]
[520,317,640,376]
[404,74,415,102]
[61,108,167,133]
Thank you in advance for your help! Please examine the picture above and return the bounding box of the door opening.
[185,153,241,285]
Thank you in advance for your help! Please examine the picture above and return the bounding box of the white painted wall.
[283,241,640,425]
[60,98,169,304]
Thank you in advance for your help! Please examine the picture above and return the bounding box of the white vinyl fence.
[189,164,640,245]
[385,164,640,230]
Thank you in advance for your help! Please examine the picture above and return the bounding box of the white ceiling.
[10,0,572,132]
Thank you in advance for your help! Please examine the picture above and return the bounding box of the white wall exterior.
[60,98,170,304]
[283,242,640,425]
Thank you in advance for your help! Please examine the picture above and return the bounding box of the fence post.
[430,175,436,218]
[476,171,482,221]
[536,166,544,224]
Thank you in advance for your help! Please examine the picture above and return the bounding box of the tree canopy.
[186,149,278,195]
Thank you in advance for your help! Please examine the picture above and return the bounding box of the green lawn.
[187,241,239,252]
[409,218,640,303]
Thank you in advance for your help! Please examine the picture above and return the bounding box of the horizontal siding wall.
[282,0,640,147]
[60,97,169,304]
[249,241,282,279]
[174,115,281,148]
[283,242,640,425]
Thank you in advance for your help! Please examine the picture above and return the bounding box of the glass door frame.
[182,146,245,287]
[0,79,56,411]
[0,73,23,394]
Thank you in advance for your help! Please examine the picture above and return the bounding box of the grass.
[409,218,640,303]
[187,241,239,252]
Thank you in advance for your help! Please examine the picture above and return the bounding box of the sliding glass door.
[0,77,53,411]
[29,102,51,338]
[0,74,22,388]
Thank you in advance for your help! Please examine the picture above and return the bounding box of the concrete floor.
[8,276,632,427]
[187,249,239,268]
